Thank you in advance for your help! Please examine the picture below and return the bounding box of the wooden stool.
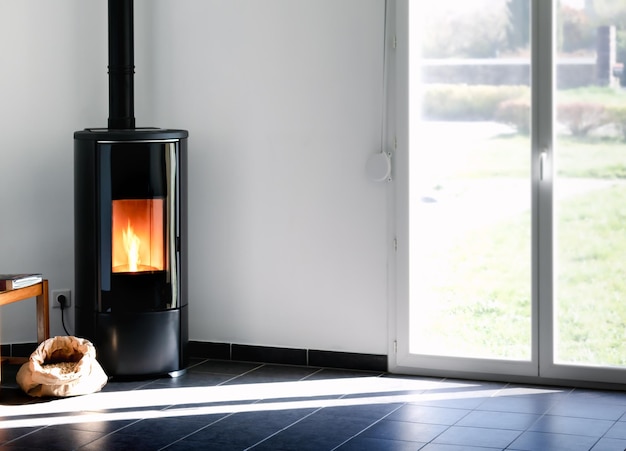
[0,280,50,380]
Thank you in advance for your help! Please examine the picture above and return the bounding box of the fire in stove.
[112,199,164,273]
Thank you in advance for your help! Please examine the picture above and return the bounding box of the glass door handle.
[540,150,550,181]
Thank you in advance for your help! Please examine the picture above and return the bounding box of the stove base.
[95,307,188,377]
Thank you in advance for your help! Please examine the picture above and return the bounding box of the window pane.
[409,0,532,360]
[554,2,626,367]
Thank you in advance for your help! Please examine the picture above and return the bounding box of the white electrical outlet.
[52,289,71,309]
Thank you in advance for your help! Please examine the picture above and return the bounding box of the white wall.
[0,0,389,356]
[0,1,107,342]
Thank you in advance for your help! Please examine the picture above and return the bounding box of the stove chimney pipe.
[108,0,135,129]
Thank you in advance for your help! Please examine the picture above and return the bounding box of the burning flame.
[122,220,141,272]
[112,198,164,273]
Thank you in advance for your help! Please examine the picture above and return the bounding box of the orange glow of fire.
[112,199,165,273]
[122,220,141,272]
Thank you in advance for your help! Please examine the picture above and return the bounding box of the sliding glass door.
[393,0,626,384]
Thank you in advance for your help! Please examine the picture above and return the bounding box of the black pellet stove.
[74,0,188,377]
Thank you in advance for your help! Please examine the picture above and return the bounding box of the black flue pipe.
[108,0,135,129]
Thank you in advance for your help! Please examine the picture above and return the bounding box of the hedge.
[422,84,529,121]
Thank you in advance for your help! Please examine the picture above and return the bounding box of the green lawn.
[556,184,626,365]
[558,86,626,107]
[456,134,626,179]
[414,132,626,365]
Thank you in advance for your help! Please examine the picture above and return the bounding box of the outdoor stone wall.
[422,60,598,89]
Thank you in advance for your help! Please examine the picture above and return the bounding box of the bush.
[494,98,530,134]
[557,102,609,137]
[605,104,626,140]
[422,84,530,121]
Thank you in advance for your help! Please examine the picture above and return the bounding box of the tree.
[506,0,530,51]
[590,0,626,27]
[421,0,510,58]
[559,5,594,53]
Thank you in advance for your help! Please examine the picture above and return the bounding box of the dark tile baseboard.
[308,349,387,372]
[188,341,387,372]
[3,341,387,373]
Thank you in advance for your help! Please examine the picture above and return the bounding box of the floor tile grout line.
[594,415,622,449]
[156,362,272,451]
[525,384,626,435]
[241,366,333,450]
[89,360,266,451]
[157,410,241,451]
[412,381,545,450]
[75,384,203,450]
[0,425,49,447]
[587,435,605,451]
[159,392,302,450]
[243,366,382,451]
[214,362,267,386]
[422,421,526,450]
[164,369,554,449]
[160,362,323,450]
[168,362,335,448]
[404,380,480,447]
[503,430,613,451]
[243,405,327,450]
[182,357,212,372]
[328,401,408,450]
[492,381,512,398]
[501,427,526,451]
[74,417,151,450]
[299,367,326,381]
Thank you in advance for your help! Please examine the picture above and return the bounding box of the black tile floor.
[2,358,626,450]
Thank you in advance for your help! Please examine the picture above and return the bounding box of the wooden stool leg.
[36,280,50,343]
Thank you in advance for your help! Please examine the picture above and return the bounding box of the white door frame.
[389,0,626,387]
